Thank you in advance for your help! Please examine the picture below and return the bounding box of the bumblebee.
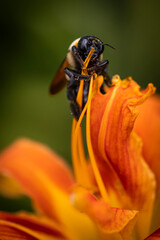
[50,35,114,120]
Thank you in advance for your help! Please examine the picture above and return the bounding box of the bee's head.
[77,36,104,62]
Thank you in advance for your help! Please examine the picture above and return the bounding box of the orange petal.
[0,173,23,198]
[134,95,160,189]
[0,139,74,219]
[144,227,160,240]
[0,211,66,240]
[134,95,160,234]
[0,139,101,240]
[0,225,38,240]
[90,76,156,238]
[72,187,137,236]
[90,76,156,206]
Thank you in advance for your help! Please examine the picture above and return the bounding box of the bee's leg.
[87,60,109,72]
[71,46,83,66]
[103,73,112,87]
[96,60,112,87]
[100,75,112,93]
[65,67,90,120]
[88,60,112,90]
[65,69,81,120]
[67,83,81,120]
[83,81,90,108]
[88,60,109,79]
[64,68,90,88]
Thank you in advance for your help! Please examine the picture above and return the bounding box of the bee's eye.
[78,38,88,52]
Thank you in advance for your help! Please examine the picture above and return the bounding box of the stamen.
[71,119,82,183]
[86,77,110,203]
[71,77,85,182]
[71,47,109,199]
[71,48,95,186]
[74,75,95,187]
[82,48,95,72]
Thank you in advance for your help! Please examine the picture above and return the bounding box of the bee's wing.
[50,58,69,94]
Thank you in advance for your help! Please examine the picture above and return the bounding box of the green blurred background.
[0,0,160,212]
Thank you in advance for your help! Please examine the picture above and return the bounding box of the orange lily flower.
[0,74,160,240]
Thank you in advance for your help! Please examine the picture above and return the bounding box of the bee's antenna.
[103,43,115,50]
